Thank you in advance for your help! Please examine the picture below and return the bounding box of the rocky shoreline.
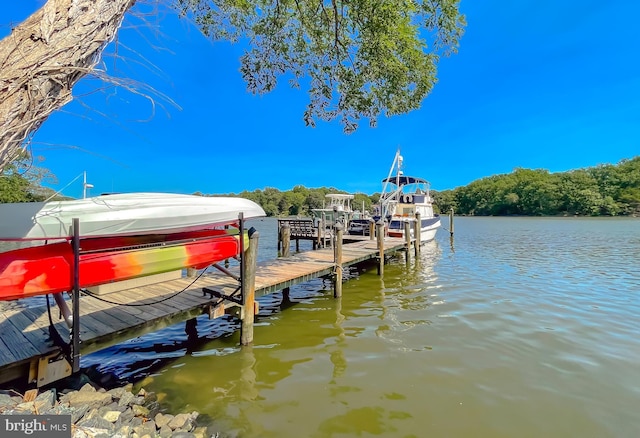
[0,380,213,438]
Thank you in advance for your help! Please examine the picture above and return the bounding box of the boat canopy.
[382,175,428,186]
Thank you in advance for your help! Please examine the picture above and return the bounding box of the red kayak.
[0,228,244,301]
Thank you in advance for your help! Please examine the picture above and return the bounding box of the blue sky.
[2,1,639,198]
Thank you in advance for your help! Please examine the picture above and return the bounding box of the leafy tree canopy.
[179,0,465,132]
[0,152,58,202]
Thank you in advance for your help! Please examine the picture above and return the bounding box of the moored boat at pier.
[377,151,441,242]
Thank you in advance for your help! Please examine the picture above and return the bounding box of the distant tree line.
[197,186,381,218]
[2,154,639,217]
[433,157,640,216]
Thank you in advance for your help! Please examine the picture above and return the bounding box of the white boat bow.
[0,193,266,240]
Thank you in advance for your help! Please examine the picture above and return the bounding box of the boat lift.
[39,213,259,387]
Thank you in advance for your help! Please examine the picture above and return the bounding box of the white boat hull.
[0,193,266,240]
[419,219,441,243]
[387,217,441,243]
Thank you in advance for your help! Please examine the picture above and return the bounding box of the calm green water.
[87,217,640,437]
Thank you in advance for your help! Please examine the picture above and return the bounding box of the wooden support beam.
[334,223,344,298]
[376,221,385,275]
[404,221,412,263]
[414,212,421,256]
[449,208,455,236]
[240,229,259,346]
[280,223,290,257]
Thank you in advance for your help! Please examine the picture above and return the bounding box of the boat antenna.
[380,149,402,218]
[83,171,94,199]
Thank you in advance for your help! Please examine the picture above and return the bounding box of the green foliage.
[176,0,465,132]
[435,156,640,217]
[0,152,57,203]
[223,186,379,217]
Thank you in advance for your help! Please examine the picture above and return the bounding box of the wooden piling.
[369,221,375,240]
[449,208,455,236]
[404,220,412,262]
[240,230,259,346]
[414,212,421,256]
[376,221,385,275]
[315,221,321,250]
[280,223,290,257]
[334,223,344,298]
[277,224,281,252]
[321,216,327,248]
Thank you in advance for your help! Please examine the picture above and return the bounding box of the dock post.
[404,220,412,262]
[315,220,321,250]
[280,222,290,257]
[277,221,281,252]
[295,238,300,252]
[241,226,259,346]
[71,218,81,373]
[334,223,344,298]
[449,208,455,236]
[369,221,375,240]
[376,220,385,275]
[414,212,421,256]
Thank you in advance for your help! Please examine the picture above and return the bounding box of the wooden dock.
[0,234,410,387]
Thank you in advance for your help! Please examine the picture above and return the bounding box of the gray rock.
[75,427,112,438]
[155,412,174,429]
[77,415,115,430]
[71,404,90,423]
[132,421,156,437]
[117,407,134,424]
[192,426,210,438]
[132,404,150,418]
[97,403,115,417]
[34,389,56,411]
[0,393,15,410]
[102,410,121,422]
[65,391,113,409]
[158,425,173,438]
[171,432,197,438]
[15,401,36,413]
[80,407,99,422]
[79,383,97,392]
[42,404,76,418]
[117,391,136,407]
[129,416,144,428]
[168,413,194,431]
[115,424,132,437]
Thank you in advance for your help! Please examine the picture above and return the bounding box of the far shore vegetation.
[2,155,639,217]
